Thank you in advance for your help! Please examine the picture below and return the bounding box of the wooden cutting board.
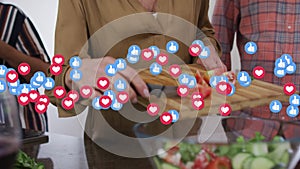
[138,64,290,118]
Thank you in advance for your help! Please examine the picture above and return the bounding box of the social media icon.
[97,77,110,90]
[150,63,162,76]
[117,91,129,104]
[67,90,79,103]
[104,90,116,102]
[0,80,6,93]
[17,84,30,95]
[168,110,179,123]
[70,69,82,81]
[92,97,102,110]
[209,76,218,88]
[115,59,127,71]
[105,64,117,77]
[169,64,181,77]
[6,70,18,83]
[111,100,123,111]
[187,76,197,89]
[43,77,55,90]
[35,102,47,114]
[8,79,20,88]
[80,85,93,99]
[141,48,154,61]
[286,62,296,74]
[227,83,236,96]
[192,99,204,110]
[244,41,257,55]
[218,76,229,83]
[18,93,29,106]
[269,100,282,113]
[28,90,39,102]
[216,82,232,95]
[9,87,18,95]
[178,74,190,85]
[53,86,66,99]
[199,46,210,59]
[126,54,140,64]
[274,68,286,78]
[128,45,141,56]
[30,78,41,89]
[147,103,160,116]
[38,95,50,105]
[289,94,300,106]
[0,65,7,78]
[52,54,65,65]
[33,71,46,84]
[177,85,189,97]
[237,71,251,87]
[252,66,265,79]
[18,62,30,76]
[50,64,63,75]
[160,112,173,125]
[61,97,74,110]
[99,96,112,109]
[69,56,82,69]
[283,83,296,96]
[114,79,127,92]
[166,41,179,54]
[149,46,160,58]
[156,53,169,65]
[286,105,299,118]
[189,44,202,57]
[219,104,232,116]
[281,54,293,65]
[275,58,287,69]
[192,40,204,48]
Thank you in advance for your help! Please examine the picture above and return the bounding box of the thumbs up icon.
[72,58,81,68]
[272,102,280,111]
[72,70,81,80]
[44,78,54,89]
[277,59,286,68]
[130,46,139,56]
[239,72,248,82]
[21,85,29,94]
[284,55,291,64]
[200,47,210,58]
[291,95,300,106]
[167,41,178,53]
[244,42,257,54]
[0,66,6,76]
[36,72,44,82]
[152,64,160,73]
[116,80,125,91]
[287,105,299,117]
[106,64,116,76]
[0,81,5,91]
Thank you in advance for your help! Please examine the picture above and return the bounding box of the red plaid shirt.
[212,0,300,88]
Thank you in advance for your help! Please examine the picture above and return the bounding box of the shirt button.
[288,25,292,29]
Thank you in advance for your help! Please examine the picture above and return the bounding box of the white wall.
[0,0,239,137]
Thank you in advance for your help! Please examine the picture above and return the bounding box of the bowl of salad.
[134,117,300,169]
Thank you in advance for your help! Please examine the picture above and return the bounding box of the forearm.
[0,40,50,82]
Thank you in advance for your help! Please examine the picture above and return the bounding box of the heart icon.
[35,102,47,114]
[62,97,74,110]
[141,49,154,61]
[99,96,112,108]
[252,66,265,79]
[18,63,30,75]
[216,82,232,95]
[97,77,110,90]
[18,93,29,106]
[50,64,62,76]
[160,112,172,125]
[53,86,66,99]
[80,85,93,98]
[219,104,231,116]
[52,54,65,65]
[192,99,204,110]
[283,83,296,96]
[6,70,18,83]
[156,53,169,65]
[117,91,129,104]
[189,44,202,57]
[177,85,189,97]
[67,90,79,102]
[191,92,203,100]
[147,103,160,116]
[38,95,50,105]
[169,64,181,77]
[29,90,39,102]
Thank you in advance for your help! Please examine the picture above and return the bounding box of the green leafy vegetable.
[14,150,44,169]
[178,142,201,164]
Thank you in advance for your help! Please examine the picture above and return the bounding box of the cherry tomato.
[205,157,232,169]
[192,150,209,169]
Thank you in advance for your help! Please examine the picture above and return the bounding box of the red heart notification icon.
[160,112,173,125]
[156,53,169,66]
[18,62,31,76]
[216,82,232,95]
[18,93,30,106]
[177,85,189,97]
[6,70,18,83]
[52,54,65,65]
[189,44,202,57]
[117,91,129,104]
[67,90,80,103]
[252,66,265,79]
[28,90,39,102]
[38,95,50,105]
[62,97,74,110]
[53,86,66,99]
[169,64,182,78]
[50,64,63,76]
[80,85,93,98]
[99,95,112,108]
[192,99,204,110]
[97,77,110,90]
[147,103,160,116]
[283,82,296,96]
[141,48,154,61]
[219,104,232,116]
[35,102,47,114]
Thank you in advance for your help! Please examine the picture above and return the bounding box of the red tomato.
[192,150,209,169]
[205,157,232,169]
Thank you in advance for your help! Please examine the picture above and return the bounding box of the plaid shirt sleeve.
[212,0,240,71]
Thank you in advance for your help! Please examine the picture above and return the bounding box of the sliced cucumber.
[246,143,268,156]
[250,157,275,169]
[161,162,180,169]
[242,157,254,169]
[232,153,252,169]
[267,142,291,162]
[279,151,290,167]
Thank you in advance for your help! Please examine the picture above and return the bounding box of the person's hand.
[65,56,150,103]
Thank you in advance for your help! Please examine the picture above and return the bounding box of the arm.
[212,0,240,71]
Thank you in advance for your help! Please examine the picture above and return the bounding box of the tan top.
[48,0,221,118]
